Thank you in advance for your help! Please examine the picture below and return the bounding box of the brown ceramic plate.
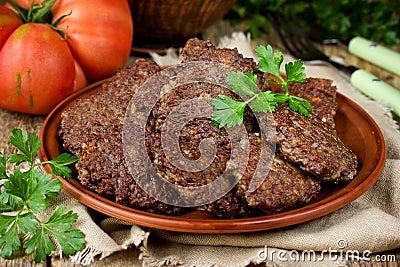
[38,80,386,234]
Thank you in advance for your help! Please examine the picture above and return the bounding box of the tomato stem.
[6,0,70,39]
[31,0,55,23]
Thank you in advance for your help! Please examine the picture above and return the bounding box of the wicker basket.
[129,0,236,50]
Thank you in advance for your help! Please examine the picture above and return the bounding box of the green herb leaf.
[43,153,78,178]
[0,154,7,180]
[16,213,38,234]
[0,221,20,259]
[43,205,86,256]
[274,93,290,103]
[46,205,77,231]
[285,60,307,84]
[7,154,29,166]
[245,71,258,84]
[24,227,55,263]
[5,169,61,211]
[227,71,257,95]
[50,229,86,256]
[0,215,17,235]
[27,172,63,213]
[288,95,313,116]
[256,45,283,81]
[8,129,30,162]
[250,91,276,112]
[0,189,24,211]
[8,128,41,165]
[211,95,247,128]
[50,228,86,256]
[0,213,37,259]
[4,169,30,201]
[0,201,13,213]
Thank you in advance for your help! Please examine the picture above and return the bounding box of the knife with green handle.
[350,69,400,116]
[320,36,400,116]
[315,53,400,117]
[348,36,400,76]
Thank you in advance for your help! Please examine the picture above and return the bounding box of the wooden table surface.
[1,33,400,267]
[1,246,399,266]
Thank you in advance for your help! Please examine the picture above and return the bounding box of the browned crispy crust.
[272,77,338,127]
[237,133,321,214]
[273,105,358,183]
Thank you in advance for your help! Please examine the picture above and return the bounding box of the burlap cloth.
[1,33,400,266]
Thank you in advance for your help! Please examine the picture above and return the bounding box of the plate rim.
[38,79,386,234]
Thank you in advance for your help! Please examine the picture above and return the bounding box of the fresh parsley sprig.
[0,128,85,263]
[211,45,312,128]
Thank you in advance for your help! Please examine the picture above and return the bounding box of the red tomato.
[0,1,133,114]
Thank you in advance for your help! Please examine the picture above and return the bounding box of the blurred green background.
[1,0,398,46]
[225,0,400,46]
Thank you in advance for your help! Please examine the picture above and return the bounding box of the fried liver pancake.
[273,105,358,183]
[237,133,321,214]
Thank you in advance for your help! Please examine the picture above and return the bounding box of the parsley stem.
[245,94,258,105]
[280,82,289,95]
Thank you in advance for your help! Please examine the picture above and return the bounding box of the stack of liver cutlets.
[60,59,183,215]
[59,38,358,218]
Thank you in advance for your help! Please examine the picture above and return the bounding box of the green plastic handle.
[350,69,400,116]
[348,36,400,76]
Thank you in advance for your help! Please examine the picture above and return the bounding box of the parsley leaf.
[226,71,258,95]
[44,205,85,255]
[0,220,20,259]
[288,95,313,116]
[50,229,86,256]
[0,200,13,213]
[256,45,283,81]
[0,213,37,258]
[8,128,41,165]
[212,70,281,128]
[4,169,30,202]
[211,95,247,128]
[24,227,55,263]
[15,213,38,234]
[0,190,23,211]
[46,205,78,231]
[25,172,63,213]
[0,129,84,262]
[285,60,307,84]
[42,153,79,178]
[250,91,277,112]
[211,45,313,128]
[0,154,7,180]
[22,206,86,263]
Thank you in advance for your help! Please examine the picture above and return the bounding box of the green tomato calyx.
[6,0,70,39]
